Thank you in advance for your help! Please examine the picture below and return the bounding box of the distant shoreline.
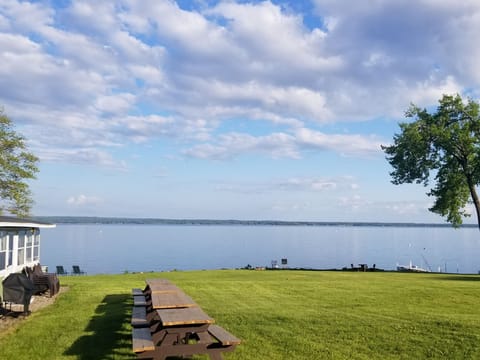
[33,216,478,228]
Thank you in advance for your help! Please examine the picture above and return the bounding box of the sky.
[1,0,479,223]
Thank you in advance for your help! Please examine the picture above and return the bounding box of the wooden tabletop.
[145,278,172,286]
[151,292,197,309]
[155,307,214,326]
[147,283,182,294]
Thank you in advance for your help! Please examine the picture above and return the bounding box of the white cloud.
[183,132,300,160]
[295,128,383,156]
[278,178,337,191]
[0,0,479,167]
[208,1,339,73]
[38,147,127,170]
[67,194,103,207]
[95,93,136,115]
[0,0,53,33]
[183,126,384,160]
[216,176,356,195]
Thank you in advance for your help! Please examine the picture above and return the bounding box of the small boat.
[396,261,429,273]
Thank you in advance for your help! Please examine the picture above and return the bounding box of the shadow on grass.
[64,294,133,359]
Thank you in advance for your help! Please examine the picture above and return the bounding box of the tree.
[382,94,480,229]
[0,108,39,217]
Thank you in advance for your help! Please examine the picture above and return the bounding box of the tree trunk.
[467,182,480,230]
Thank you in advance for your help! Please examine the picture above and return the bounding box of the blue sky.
[1,0,479,222]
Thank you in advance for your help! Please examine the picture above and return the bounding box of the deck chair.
[72,265,86,275]
[56,265,68,275]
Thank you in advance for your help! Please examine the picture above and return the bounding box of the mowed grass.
[0,270,479,359]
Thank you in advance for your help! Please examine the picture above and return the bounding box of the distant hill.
[32,216,477,228]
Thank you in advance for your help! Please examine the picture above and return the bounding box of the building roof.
[0,216,56,229]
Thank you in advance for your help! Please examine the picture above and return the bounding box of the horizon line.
[33,215,478,228]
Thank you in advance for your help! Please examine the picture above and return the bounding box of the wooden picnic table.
[138,307,214,358]
[132,279,241,359]
[135,307,238,360]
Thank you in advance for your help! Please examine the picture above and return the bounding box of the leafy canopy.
[0,109,39,217]
[383,94,480,228]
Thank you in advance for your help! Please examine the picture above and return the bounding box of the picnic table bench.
[131,306,149,327]
[133,295,148,307]
[131,279,241,359]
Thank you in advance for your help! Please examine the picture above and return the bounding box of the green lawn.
[0,270,479,359]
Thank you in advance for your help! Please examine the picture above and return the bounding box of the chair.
[29,264,60,297]
[56,265,68,275]
[72,265,86,275]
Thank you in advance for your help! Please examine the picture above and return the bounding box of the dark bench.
[132,288,144,296]
[208,324,241,346]
[131,306,149,327]
[133,295,148,307]
[132,328,155,353]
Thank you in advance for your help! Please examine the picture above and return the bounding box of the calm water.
[39,224,480,275]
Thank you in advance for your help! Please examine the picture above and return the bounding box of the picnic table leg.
[197,331,211,343]
[146,310,157,324]
[151,329,167,346]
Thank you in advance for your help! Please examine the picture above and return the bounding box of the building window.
[0,234,6,270]
[34,232,40,261]
[8,234,14,266]
[26,232,34,262]
[17,232,25,265]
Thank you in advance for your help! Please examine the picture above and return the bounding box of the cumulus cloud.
[0,0,479,166]
[295,128,383,156]
[183,131,300,160]
[312,0,477,102]
[183,128,383,160]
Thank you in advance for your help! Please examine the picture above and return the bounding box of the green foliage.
[383,94,480,228]
[0,108,39,217]
[0,270,480,359]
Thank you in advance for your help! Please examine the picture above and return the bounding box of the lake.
[39,224,480,275]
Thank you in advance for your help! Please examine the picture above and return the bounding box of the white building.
[0,216,56,279]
